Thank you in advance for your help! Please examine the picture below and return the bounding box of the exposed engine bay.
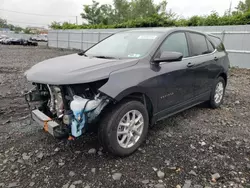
[25,79,111,139]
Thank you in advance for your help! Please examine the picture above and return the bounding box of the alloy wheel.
[117,110,144,149]
[214,82,224,104]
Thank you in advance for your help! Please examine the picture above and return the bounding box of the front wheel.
[98,100,149,157]
[209,77,226,109]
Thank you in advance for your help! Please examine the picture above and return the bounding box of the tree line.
[49,0,250,29]
[0,18,23,33]
[0,18,33,34]
[50,0,250,29]
[1,0,250,31]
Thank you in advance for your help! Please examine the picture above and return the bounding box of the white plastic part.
[70,95,101,137]
[70,95,101,113]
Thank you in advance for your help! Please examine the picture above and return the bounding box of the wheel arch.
[218,72,228,86]
[114,89,156,125]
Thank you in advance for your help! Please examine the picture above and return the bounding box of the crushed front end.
[25,81,111,140]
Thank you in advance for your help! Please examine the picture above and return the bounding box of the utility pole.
[76,16,78,25]
[229,0,232,15]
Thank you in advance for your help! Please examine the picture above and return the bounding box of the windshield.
[85,31,163,59]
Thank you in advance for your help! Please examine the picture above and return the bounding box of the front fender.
[98,62,159,114]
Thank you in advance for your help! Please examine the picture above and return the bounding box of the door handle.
[214,57,219,61]
[187,62,194,68]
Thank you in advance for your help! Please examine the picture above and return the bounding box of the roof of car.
[124,27,207,35]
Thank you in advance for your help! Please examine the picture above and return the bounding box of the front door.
[154,32,196,113]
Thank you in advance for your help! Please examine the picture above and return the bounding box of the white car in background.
[2,38,12,45]
[0,37,9,44]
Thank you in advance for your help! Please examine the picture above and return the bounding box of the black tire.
[98,100,149,157]
[209,77,226,109]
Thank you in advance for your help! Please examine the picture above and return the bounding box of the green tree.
[7,24,15,31]
[186,15,204,26]
[0,18,24,32]
[50,0,250,30]
[81,0,169,25]
[113,0,130,22]
[13,26,23,33]
[81,0,102,24]
[81,0,114,25]
[129,0,168,19]
[98,4,115,25]
[23,28,32,34]
[49,21,62,29]
[236,0,250,13]
[0,18,8,28]
[203,12,220,25]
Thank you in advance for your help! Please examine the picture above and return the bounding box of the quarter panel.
[207,51,229,83]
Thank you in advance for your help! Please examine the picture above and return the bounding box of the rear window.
[189,33,209,56]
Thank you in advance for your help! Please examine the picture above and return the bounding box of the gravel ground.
[0,45,250,188]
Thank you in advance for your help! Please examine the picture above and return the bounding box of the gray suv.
[25,28,229,156]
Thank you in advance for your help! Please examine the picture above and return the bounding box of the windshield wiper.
[78,51,87,57]
[93,55,116,59]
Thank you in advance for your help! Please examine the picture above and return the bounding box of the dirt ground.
[0,45,250,188]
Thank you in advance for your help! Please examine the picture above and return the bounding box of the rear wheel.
[98,100,149,157]
[209,77,226,108]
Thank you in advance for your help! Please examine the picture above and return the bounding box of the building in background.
[26,27,48,34]
[0,28,10,32]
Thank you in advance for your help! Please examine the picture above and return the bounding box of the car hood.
[25,54,138,85]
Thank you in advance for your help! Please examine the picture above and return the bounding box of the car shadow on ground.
[59,104,204,159]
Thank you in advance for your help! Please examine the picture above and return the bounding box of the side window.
[189,33,209,56]
[208,35,222,46]
[206,39,215,53]
[159,32,189,58]
[208,35,225,52]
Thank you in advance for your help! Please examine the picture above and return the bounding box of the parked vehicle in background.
[29,36,37,41]
[0,37,8,44]
[10,38,25,45]
[2,38,12,45]
[25,28,229,156]
[23,40,38,46]
[30,34,48,42]
[0,35,8,42]
[0,37,38,46]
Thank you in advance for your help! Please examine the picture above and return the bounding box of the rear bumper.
[32,109,59,137]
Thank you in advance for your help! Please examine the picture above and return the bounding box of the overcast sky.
[0,0,240,28]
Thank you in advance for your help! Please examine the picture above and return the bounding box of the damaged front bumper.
[25,83,112,140]
[32,109,71,139]
[32,109,60,137]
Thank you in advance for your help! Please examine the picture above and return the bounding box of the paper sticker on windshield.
[138,35,158,40]
[128,54,141,58]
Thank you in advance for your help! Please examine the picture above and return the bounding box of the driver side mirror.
[153,51,183,64]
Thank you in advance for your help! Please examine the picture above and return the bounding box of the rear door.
[186,32,217,98]
[154,32,196,113]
